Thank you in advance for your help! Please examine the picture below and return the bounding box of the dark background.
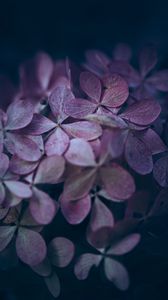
[0,0,168,299]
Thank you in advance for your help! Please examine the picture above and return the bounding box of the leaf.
[153,156,168,187]
[62,121,102,141]
[87,197,114,248]
[102,74,129,107]
[64,98,97,119]
[0,153,9,178]
[34,155,65,184]
[45,127,69,156]
[74,253,102,280]
[48,237,75,267]
[16,228,47,266]
[119,99,161,126]
[65,138,96,166]
[44,272,61,298]
[139,46,157,77]
[4,180,32,198]
[61,195,91,224]
[30,187,57,225]
[100,164,135,200]
[0,226,16,252]
[107,234,141,255]
[80,71,101,102]
[125,133,153,175]
[104,258,129,290]
[5,100,34,130]
[63,169,96,201]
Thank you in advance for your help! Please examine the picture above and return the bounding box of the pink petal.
[147,70,168,91]
[102,74,129,107]
[31,257,52,277]
[4,180,32,198]
[74,253,102,280]
[49,86,74,120]
[5,133,42,162]
[5,100,34,130]
[34,52,54,91]
[48,237,75,267]
[10,155,38,175]
[45,127,69,156]
[87,197,114,248]
[63,169,96,201]
[0,153,9,177]
[100,164,135,200]
[23,114,56,135]
[80,71,101,102]
[30,187,57,225]
[44,273,60,298]
[16,228,47,266]
[139,46,157,77]
[107,234,141,255]
[140,128,167,155]
[153,156,168,187]
[104,258,129,290]
[62,121,102,141]
[119,99,161,126]
[65,138,96,166]
[125,133,153,175]
[34,155,65,184]
[64,98,97,119]
[0,225,16,252]
[61,195,91,224]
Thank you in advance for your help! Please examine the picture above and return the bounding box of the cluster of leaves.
[0,44,168,298]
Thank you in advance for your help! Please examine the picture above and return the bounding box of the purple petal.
[45,127,69,156]
[16,228,47,266]
[62,121,102,141]
[108,129,128,158]
[64,98,97,119]
[107,234,140,255]
[5,100,34,130]
[140,128,167,155]
[113,43,132,62]
[100,164,135,200]
[85,113,127,129]
[23,114,56,135]
[85,50,110,72]
[9,155,38,175]
[30,187,57,225]
[4,180,32,198]
[102,74,129,107]
[65,138,96,166]
[49,86,74,120]
[87,197,114,248]
[31,257,52,277]
[34,155,65,184]
[48,237,75,267]
[147,70,168,91]
[149,188,168,216]
[0,153,9,177]
[0,207,9,220]
[44,273,60,298]
[139,46,157,77]
[74,253,102,280]
[120,99,161,126]
[104,258,129,290]
[153,156,168,187]
[63,169,96,201]
[61,195,91,224]
[5,133,42,162]
[80,71,101,102]
[0,183,6,204]
[0,226,16,252]
[125,133,153,175]
[125,190,151,219]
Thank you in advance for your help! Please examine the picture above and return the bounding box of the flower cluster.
[0,44,167,298]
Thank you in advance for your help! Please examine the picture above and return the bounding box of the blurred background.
[0,0,168,299]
